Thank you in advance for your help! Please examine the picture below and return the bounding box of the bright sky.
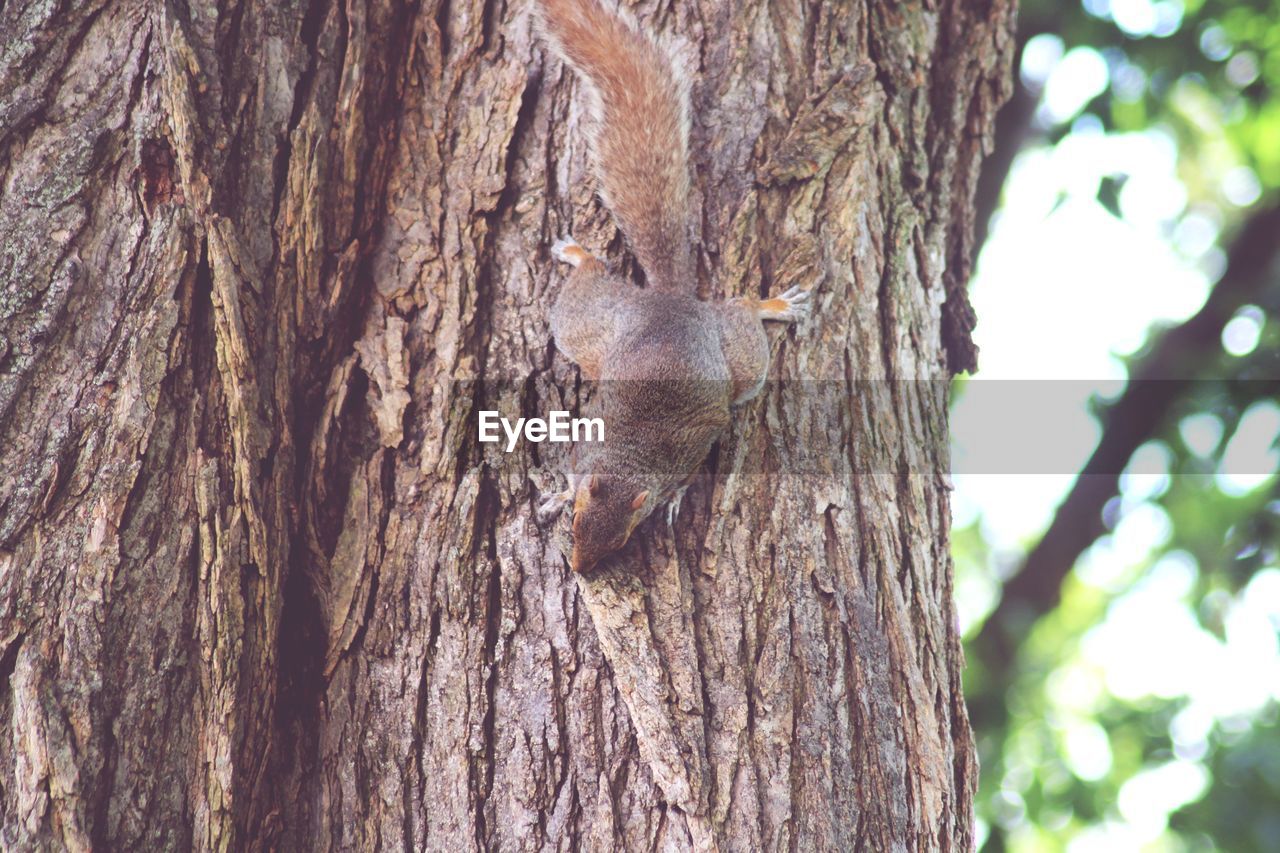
[950,126,1207,551]
[951,32,1280,851]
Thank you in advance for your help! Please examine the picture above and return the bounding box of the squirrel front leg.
[717,287,811,404]
[537,468,583,522]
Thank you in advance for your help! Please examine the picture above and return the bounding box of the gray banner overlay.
[454,379,1280,476]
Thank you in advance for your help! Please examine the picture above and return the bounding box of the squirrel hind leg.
[551,236,598,269]
[756,285,811,323]
[716,300,771,405]
[720,286,811,402]
[549,253,619,376]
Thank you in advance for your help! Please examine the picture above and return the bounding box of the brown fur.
[535,4,810,573]
[537,0,692,291]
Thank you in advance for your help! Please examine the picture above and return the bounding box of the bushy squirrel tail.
[536,0,693,291]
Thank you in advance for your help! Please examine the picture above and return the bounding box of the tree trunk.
[0,0,1013,849]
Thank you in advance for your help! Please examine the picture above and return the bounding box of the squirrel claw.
[665,485,689,528]
[778,286,811,319]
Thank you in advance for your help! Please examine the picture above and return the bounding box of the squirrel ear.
[588,474,601,495]
[630,490,649,511]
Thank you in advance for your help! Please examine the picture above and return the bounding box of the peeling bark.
[0,0,1014,849]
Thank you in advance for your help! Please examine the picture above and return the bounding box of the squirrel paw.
[537,487,572,523]
[551,236,590,268]
[536,471,582,523]
[758,286,811,323]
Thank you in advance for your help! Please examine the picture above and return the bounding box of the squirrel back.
[536,0,694,291]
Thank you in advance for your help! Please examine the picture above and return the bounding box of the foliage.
[963,0,1280,850]
[1170,706,1280,850]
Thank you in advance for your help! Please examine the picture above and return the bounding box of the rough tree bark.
[0,0,1013,849]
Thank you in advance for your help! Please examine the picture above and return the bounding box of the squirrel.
[533,0,809,573]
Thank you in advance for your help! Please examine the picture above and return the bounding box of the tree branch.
[972,201,1280,688]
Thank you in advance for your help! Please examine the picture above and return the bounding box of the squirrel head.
[570,474,650,573]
